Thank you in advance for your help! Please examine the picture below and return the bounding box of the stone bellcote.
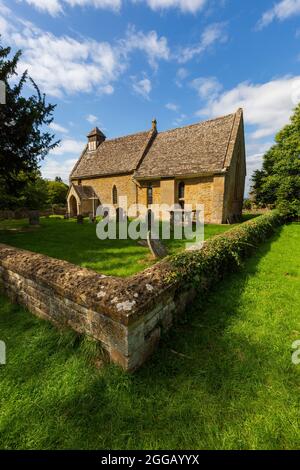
[87,127,106,151]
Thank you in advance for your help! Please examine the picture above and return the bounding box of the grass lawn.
[0,222,299,449]
[0,216,241,277]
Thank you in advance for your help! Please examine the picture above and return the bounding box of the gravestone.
[77,214,84,224]
[89,213,96,223]
[147,230,168,259]
[28,210,40,226]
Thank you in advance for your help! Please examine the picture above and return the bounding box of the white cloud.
[122,26,170,69]
[175,67,189,87]
[49,122,69,133]
[257,0,300,29]
[165,102,179,111]
[177,23,227,63]
[49,138,85,155]
[140,0,207,13]
[0,5,168,98]
[173,113,187,126]
[41,157,77,182]
[131,76,152,99]
[21,0,210,15]
[191,76,222,100]
[20,0,121,16]
[3,19,122,98]
[86,114,98,124]
[198,76,300,138]
[196,75,300,194]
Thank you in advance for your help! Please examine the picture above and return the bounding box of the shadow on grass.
[1,224,299,450]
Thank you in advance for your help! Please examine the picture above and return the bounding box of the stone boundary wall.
[0,244,189,371]
[0,208,66,220]
[0,212,283,371]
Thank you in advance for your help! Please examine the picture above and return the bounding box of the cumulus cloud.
[175,67,189,87]
[172,113,187,126]
[196,75,300,194]
[20,0,121,16]
[121,26,170,69]
[0,4,169,98]
[21,0,210,14]
[2,17,123,97]
[49,138,85,155]
[198,76,300,138]
[86,114,98,124]
[165,102,180,111]
[257,0,300,29]
[139,0,207,13]
[131,76,152,99]
[49,122,69,133]
[190,76,222,100]
[177,23,227,63]
[41,157,78,182]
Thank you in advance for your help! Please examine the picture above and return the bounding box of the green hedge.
[169,211,284,289]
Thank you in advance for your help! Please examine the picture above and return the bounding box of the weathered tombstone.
[170,211,174,228]
[28,210,40,226]
[147,209,153,231]
[89,213,96,223]
[77,214,84,224]
[147,230,168,259]
[64,213,70,220]
[116,207,120,223]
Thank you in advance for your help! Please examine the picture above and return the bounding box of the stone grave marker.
[89,213,96,223]
[147,230,168,259]
[28,210,40,226]
[77,214,84,224]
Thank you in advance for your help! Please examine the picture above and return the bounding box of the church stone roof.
[70,109,243,180]
[71,131,153,179]
[135,111,241,178]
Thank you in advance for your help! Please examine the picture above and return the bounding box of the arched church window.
[147,184,153,205]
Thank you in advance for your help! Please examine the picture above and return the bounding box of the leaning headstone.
[28,210,40,226]
[77,214,84,224]
[89,213,96,223]
[147,230,168,259]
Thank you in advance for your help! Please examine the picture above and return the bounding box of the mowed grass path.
[0,217,238,276]
[0,223,299,449]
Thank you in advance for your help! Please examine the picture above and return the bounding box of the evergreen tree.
[0,38,59,209]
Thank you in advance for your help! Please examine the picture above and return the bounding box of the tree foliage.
[0,37,59,209]
[251,104,300,216]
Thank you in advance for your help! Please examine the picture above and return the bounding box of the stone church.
[67,108,246,224]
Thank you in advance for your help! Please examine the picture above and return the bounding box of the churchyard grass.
[0,222,299,449]
[0,216,242,277]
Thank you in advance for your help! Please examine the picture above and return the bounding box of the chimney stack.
[152,118,157,132]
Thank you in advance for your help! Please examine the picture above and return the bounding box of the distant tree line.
[10,173,69,210]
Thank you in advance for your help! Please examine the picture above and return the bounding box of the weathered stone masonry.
[0,243,191,371]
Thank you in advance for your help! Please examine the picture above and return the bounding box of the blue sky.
[1,0,300,193]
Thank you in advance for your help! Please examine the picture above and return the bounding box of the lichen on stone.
[116,300,136,312]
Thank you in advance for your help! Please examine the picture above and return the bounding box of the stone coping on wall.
[0,243,176,326]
